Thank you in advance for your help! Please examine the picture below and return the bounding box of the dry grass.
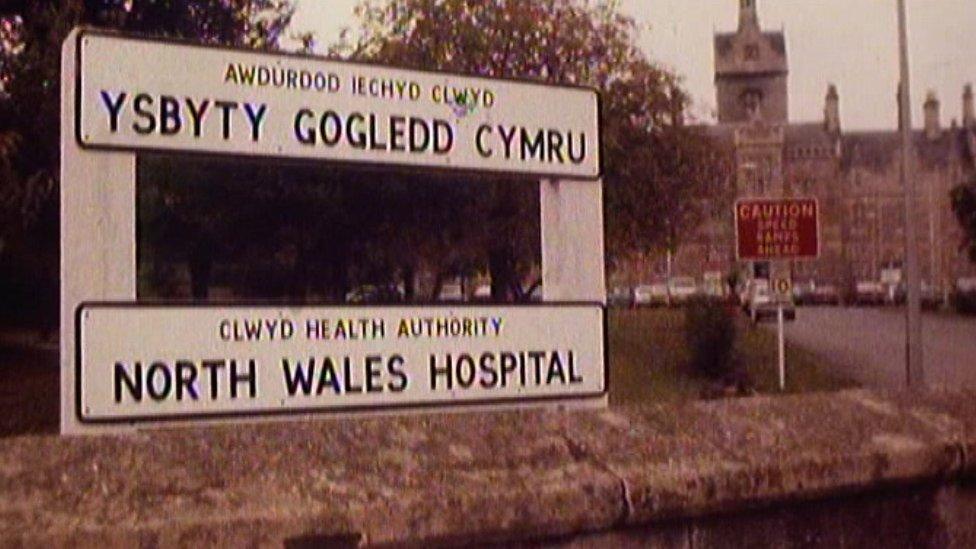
[608,307,858,406]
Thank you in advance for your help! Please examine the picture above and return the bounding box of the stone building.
[611,0,976,296]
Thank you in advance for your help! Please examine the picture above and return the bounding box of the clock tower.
[714,0,788,124]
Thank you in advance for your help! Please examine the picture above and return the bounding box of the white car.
[634,283,668,307]
[472,284,492,301]
[747,284,796,323]
[853,281,885,306]
[668,276,699,305]
[437,282,465,302]
[956,277,976,294]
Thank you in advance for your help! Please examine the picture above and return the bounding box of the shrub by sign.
[734,198,820,261]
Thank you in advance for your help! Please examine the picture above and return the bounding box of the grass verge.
[608,307,858,406]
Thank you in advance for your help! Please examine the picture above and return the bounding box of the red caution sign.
[735,198,819,261]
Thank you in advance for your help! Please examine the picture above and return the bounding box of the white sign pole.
[777,304,786,391]
[540,178,606,302]
[61,29,138,434]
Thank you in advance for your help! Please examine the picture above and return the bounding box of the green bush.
[684,297,739,380]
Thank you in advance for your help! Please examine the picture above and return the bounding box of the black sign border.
[75,301,608,425]
[73,27,604,182]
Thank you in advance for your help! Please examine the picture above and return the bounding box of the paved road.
[781,307,976,391]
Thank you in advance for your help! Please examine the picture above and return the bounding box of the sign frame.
[60,27,608,435]
[72,28,604,182]
[733,196,821,262]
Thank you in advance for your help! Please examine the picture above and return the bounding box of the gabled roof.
[714,31,787,77]
[786,122,836,147]
[840,129,964,172]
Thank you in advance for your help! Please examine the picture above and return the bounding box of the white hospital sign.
[76,31,601,179]
[77,304,605,423]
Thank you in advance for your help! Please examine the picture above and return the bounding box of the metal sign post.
[777,304,785,390]
[771,269,791,391]
[897,0,924,389]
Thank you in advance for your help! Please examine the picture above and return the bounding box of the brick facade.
[610,0,976,296]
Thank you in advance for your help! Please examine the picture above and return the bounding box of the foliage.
[0,0,300,324]
[951,174,976,264]
[610,308,854,405]
[683,297,738,381]
[2,0,731,316]
[334,0,729,293]
[137,155,515,302]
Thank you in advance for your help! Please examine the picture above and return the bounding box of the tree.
[952,173,976,264]
[0,0,298,218]
[333,0,726,296]
[138,157,360,302]
[0,0,301,324]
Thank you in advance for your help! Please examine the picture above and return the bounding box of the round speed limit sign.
[773,277,792,296]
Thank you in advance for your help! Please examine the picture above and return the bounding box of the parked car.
[345,284,404,303]
[883,281,943,308]
[607,286,633,308]
[792,280,814,305]
[810,282,842,305]
[739,278,768,311]
[471,283,492,301]
[701,271,728,299]
[746,284,796,323]
[957,277,976,294]
[634,282,668,307]
[886,282,905,306]
[853,281,885,306]
[668,276,699,305]
[921,281,944,310]
[437,282,465,302]
[952,277,976,314]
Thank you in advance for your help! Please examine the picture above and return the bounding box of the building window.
[799,178,814,194]
[739,162,758,194]
[741,89,763,121]
[744,44,759,61]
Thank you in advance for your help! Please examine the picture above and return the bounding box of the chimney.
[824,84,840,134]
[964,83,975,128]
[924,90,940,139]
[738,0,760,32]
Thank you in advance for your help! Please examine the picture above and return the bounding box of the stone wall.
[2,389,976,545]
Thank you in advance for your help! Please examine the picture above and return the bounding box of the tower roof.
[714,0,787,77]
[739,0,760,31]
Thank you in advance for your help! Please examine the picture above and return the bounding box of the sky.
[289,0,976,131]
